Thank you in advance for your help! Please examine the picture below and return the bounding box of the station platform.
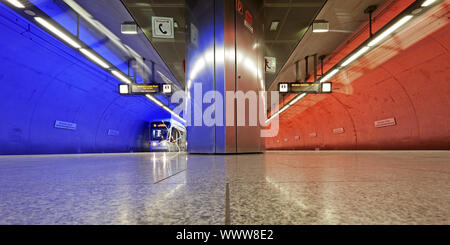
[1,151,448,225]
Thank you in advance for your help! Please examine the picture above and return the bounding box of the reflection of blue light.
[0,2,169,154]
[20,0,185,121]
[29,0,127,77]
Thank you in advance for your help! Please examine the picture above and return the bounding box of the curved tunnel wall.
[0,7,169,155]
[267,6,450,150]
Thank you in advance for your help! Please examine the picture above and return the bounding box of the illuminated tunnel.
[0,2,171,154]
[266,1,450,150]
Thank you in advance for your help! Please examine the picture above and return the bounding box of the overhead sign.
[131,84,160,94]
[290,83,320,93]
[278,82,333,94]
[119,83,173,95]
[152,16,174,39]
[265,57,276,73]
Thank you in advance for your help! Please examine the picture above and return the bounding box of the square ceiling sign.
[152,16,174,39]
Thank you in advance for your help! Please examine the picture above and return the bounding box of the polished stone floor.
[0,151,449,225]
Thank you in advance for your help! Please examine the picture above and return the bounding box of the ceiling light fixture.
[270,21,280,31]
[111,70,132,84]
[146,94,164,107]
[312,20,329,33]
[121,22,138,35]
[289,93,306,106]
[368,15,413,47]
[6,0,25,8]
[80,48,110,69]
[421,0,437,7]
[340,46,370,67]
[320,68,339,83]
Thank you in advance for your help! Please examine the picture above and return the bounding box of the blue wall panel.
[0,5,169,155]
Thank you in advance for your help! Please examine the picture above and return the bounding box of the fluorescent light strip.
[146,95,186,122]
[266,93,308,122]
[111,70,132,84]
[341,46,370,67]
[368,15,413,47]
[265,112,278,123]
[6,0,25,8]
[145,94,164,107]
[80,48,110,69]
[422,0,437,7]
[289,93,307,106]
[313,29,328,33]
[34,17,81,49]
[271,9,424,118]
[266,106,289,123]
[320,68,339,83]
[32,8,185,123]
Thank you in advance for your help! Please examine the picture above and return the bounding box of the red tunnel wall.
[266,3,450,150]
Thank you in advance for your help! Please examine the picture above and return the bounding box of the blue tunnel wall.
[0,5,169,155]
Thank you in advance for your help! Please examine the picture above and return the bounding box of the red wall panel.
[267,3,450,150]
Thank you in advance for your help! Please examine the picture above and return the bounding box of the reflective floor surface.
[0,151,449,224]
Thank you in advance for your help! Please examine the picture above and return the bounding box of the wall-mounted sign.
[265,57,276,73]
[152,16,174,39]
[374,118,397,128]
[290,83,320,93]
[333,128,345,134]
[309,132,317,137]
[294,136,300,140]
[108,129,120,136]
[119,83,173,95]
[236,0,243,15]
[54,120,77,131]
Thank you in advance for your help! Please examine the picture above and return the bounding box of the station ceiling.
[121,0,186,88]
[121,0,329,89]
[120,0,392,92]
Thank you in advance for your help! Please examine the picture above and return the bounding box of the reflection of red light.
[267,2,450,151]
[245,10,253,26]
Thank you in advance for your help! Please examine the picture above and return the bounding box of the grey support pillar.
[185,0,264,154]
